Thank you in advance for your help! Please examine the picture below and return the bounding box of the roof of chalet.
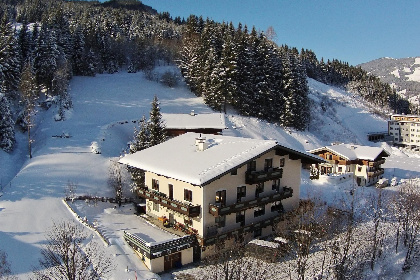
[162,112,226,130]
[308,144,390,161]
[119,133,323,186]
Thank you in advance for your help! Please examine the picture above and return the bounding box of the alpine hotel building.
[119,133,323,272]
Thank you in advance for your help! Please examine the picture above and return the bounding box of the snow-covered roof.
[308,144,390,161]
[119,133,322,186]
[162,112,226,130]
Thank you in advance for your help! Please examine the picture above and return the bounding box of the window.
[236,211,245,226]
[231,169,237,175]
[152,179,159,191]
[184,189,192,202]
[254,228,262,238]
[215,215,225,227]
[247,160,256,172]
[280,158,285,167]
[254,205,265,217]
[272,179,280,191]
[357,166,362,172]
[338,167,343,172]
[264,158,273,171]
[237,186,246,202]
[328,154,333,160]
[255,183,264,198]
[168,184,173,200]
[153,201,159,212]
[215,190,226,206]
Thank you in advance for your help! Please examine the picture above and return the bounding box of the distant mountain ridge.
[359,57,420,106]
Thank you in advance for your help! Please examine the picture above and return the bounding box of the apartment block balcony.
[137,187,201,218]
[367,168,384,178]
[209,187,293,217]
[200,215,283,246]
[245,167,283,184]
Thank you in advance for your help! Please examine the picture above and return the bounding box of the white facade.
[388,114,420,147]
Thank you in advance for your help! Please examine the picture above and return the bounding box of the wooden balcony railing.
[245,168,283,184]
[367,168,384,178]
[137,187,201,218]
[209,187,293,217]
[368,159,386,167]
[124,231,196,260]
[200,215,283,246]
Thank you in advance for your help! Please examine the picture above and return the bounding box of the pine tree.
[128,115,149,192]
[129,115,149,154]
[0,93,15,152]
[0,14,21,96]
[33,24,60,91]
[148,95,167,147]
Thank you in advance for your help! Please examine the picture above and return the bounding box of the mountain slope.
[359,57,420,105]
[1,68,420,279]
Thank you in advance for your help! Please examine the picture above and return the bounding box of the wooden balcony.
[209,187,293,217]
[137,187,201,218]
[368,168,384,178]
[245,168,283,184]
[200,215,283,246]
[368,159,386,167]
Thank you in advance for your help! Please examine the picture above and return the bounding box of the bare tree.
[275,199,330,280]
[0,250,17,280]
[108,159,124,206]
[33,220,114,280]
[196,238,272,280]
[391,179,420,271]
[265,26,277,42]
[19,62,38,159]
[64,180,78,200]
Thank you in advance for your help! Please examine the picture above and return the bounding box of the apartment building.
[388,114,420,148]
[119,132,323,272]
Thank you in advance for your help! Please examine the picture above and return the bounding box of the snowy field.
[1,68,420,279]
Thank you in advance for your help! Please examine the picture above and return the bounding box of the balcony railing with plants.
[137,187,201,218]
[209,187,292,217]
[245,167,283,184]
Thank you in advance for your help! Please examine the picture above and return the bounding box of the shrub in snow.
[90,141,101,154]
[160,70,179,88]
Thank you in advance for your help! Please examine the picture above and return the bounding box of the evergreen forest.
[0,0,411,152]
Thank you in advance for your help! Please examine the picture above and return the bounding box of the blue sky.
[136,0,419,65]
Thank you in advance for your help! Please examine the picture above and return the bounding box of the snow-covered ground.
[1,68,420,279]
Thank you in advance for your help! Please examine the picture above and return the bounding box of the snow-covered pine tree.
[148,95,167,147]
[33,24,60,92]
[18,20,32,68]
[129,115,149,154]
[128,115,149,192]
[0,14,21,97]
[0,93,15,152]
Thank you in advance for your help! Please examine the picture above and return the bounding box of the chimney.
[195,134,208,151]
